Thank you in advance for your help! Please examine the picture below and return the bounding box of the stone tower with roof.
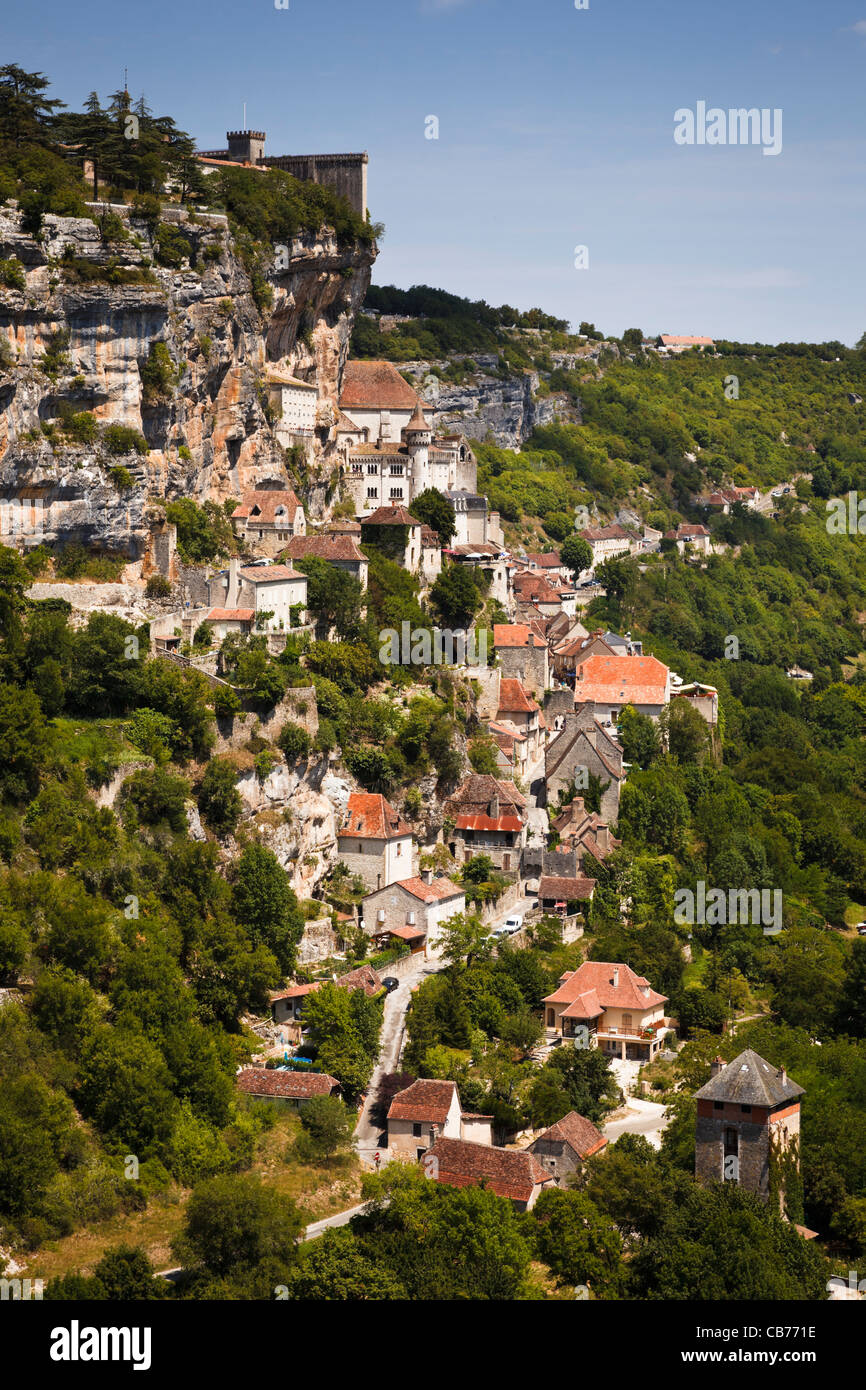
[694,1049,804,1213]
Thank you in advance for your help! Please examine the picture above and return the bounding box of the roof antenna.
[243,102,247,132]
[123,66,128,95]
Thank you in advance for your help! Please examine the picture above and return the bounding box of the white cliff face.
[236,763,353,896]
[0,205,376,553]
[399,356,575,449]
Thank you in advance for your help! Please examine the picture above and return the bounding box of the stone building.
[526,1111,608,1185]
[544,705,624,822]
[361,871,465,950]
[574,652,670,723]
[445,774,527,873]
[207,557,308,632]
[336,791,415,891]
[281,533,368,591]
[231,488,306,557]
[422,1137,555,1211]
[542,961,669,1060]
[198,130,368,219]
[493,623,550,696]
[387,1079,492,1158]
[694,1050,804,1212]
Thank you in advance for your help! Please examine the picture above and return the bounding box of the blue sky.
[5,0,865,341]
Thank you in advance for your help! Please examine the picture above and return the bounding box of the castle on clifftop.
[198,129,368,219]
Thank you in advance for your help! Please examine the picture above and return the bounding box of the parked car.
[857,924,866,936]
[491,926,511,939]
[381,977,400,993]
[503,914,524,934]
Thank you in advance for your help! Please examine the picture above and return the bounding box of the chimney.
[612,967,619,988]
[421,868,433,886]
[780,1066,787,1087]
[227,555,240,608]
[489,792,500,819]
[711,1056,726,1077]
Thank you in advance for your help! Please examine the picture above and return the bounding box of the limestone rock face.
[0,205,375,553]
[400,357,575,449]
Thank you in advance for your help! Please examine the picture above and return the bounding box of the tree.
[295,557,362,639]
[303,982,382,1102]
[560,534,593,580]
[0,684,51,801]
[231,843,303,973]
[91,1245,165,1301]
[277,720,311,761]
[75,1026,178,1153]
[529,1045,620,1127]
[286,1227,405,1299]
[617,704,661,769]
[121,766,190,832]
[408,489,456,546]
[173,1174,303,1279]
[429,563,483,629]
[661,699,711,765]
[438,911,491,972]
[468,736,500,775]
[295,1095,353,1163]
[0,64,64,146]
[197,758,242,835]
[532,1187,624,1295]
[836,939,866,1037]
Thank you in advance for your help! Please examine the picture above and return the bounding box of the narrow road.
[602,1096,669,1150]
[354,950,443,1164]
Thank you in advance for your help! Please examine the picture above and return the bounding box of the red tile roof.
[388,1079,458,1125]
[232,490,301,522]
[425,1137,553,1203]
[543,960,667,1013]
[455,813,524,833]
[580,524,632,543]
[538,875,597,903]
[236,1068,339,1099]
[493,623,545,650]
[283,535,365,563]
[340,792,412,841]
[525,552,563,568]
[362,506,420,527]
[239,564,305,583]
[497,678,539,715]
[575,653,669,707]
[536,1110,608,1159]
[206,608,255,622]
[340,360,420,411]
[393,875,464,903]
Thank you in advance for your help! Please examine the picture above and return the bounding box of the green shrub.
[0,256,26,290]
[103,425,148,456]
[109,465,135,489]
[141,341,178,403]
[154,221,192,269]
[145,573,173,598]
[66,411,99,445]
[277,721,311,761]
[178,444,191,461]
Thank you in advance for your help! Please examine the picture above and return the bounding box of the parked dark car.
[381,977,400,993]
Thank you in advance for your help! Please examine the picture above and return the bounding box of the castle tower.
[404,401,432,498]
[694,1049,803,1214]
[226,130,266,166]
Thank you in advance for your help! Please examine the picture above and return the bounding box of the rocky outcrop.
[399,357,575,448]
[0,204,376,553]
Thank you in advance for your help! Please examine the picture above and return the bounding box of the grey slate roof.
[694,1049,804,1107]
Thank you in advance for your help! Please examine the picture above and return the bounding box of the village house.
[445,774,527,873]
[655,334,715,354]
[670,680,719,727]
[361,871,465,950]
[202,607,255,642]
[264,371,319,447]
[360,505,423,573]
[524,550,570,582]
[422,1136,555,1211]
[542,961,670,1061]
[511,569,563,618]
[552,797,621,872]
[551,630,616,686]
[269,963,383,1028]
[574,652,671,722]
[495,678,542,762]
[207,557,308,633]
[664,521,711,555]
[420,525,442,585]
[579,523,633,568]
[545,706,625,822]
[526,1110,608,1184]
[493,623,550,695]
[487,718,530,782]
[235,1068,340,1107]
[387,1079,493,1157]
[537,873,596,916]
[230,488,306,557]
[281,533,369,591]
[336,791,415,891]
